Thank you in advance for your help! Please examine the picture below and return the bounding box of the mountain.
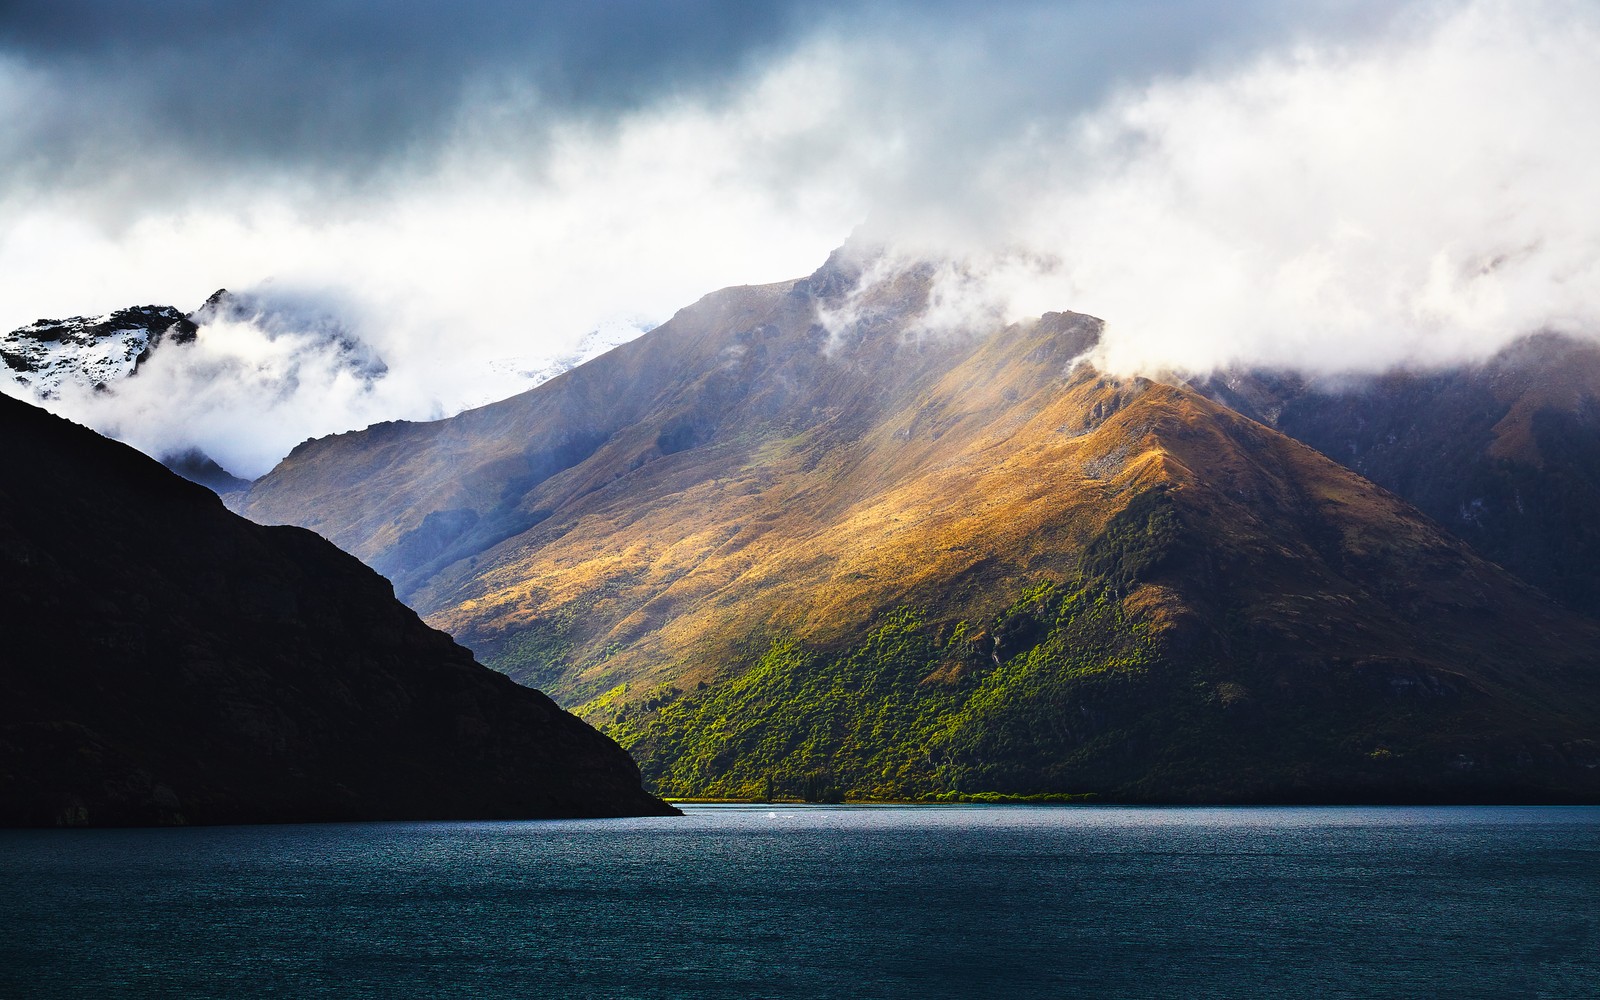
[1,298,247,492]
[0,391,675,826]
[0,289,395,493]
[0,305,197,398]
[236,249,1600,803]
[157,448,254,495]
[1197,333,1600,618]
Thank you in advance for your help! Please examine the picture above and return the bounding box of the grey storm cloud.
[1,0,1402,186]
[1,1,808,169]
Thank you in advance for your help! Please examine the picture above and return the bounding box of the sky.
[3,0,1598,476]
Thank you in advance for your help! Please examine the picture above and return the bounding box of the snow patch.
[475,317,653,407]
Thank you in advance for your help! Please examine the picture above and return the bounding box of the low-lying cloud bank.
[2,0,1595,473]
[859,0,1600,378]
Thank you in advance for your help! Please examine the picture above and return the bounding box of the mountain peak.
[1,305,196,399]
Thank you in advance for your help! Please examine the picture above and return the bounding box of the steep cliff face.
[0,392,676,826]
[234,250,1600,802]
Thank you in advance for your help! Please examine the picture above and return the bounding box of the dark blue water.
[3,805,1598,998]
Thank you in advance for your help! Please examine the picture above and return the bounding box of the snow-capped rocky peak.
[1,306,197,399]
[0,289,392,492]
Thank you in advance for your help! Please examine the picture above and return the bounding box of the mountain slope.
[1199,333,1600,618]
[0,392,675,826]
[237,251,1600,802]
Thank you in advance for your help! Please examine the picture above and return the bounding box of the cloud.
[0,36,872,474]
[3,0,1596,476]
[8,289,383,477]
[848,0,1600,376]
[0,0,820,185]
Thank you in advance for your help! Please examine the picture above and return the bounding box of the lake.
[3,804,1598,997]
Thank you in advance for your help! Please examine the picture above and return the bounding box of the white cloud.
[3,0,1598,477]
[0,52,875,475]
[867,0,1600,376]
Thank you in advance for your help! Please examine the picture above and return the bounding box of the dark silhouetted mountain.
[0,392,676,826]
[159,447,253,495]
[234,249,1600,803]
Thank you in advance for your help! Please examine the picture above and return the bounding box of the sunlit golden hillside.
[239,249,1600,802]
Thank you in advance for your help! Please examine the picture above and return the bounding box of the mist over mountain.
[7,1,1599,473]
[0,288,660,480]
[237,249,1600,803]
[0,289,391,477]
